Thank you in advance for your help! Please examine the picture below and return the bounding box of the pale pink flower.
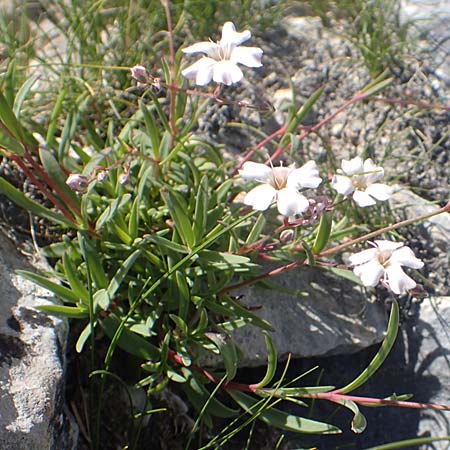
[331,157,393,207]
[239,161,322,217]
[349,240,424,295]
[181,22,263,86]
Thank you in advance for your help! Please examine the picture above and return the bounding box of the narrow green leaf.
[301,240,315,266]
[78,235,108,289]
[312,212,332,253]
[101,315,160,360]
[339,300,399,394]
[193,175,208,245]
[17,269,79,303]
[245,213,266,245]
[206,333,238,382]
[335,398,367,433]
[363,436,450,450]
[0,122,25,155]
[252,331,277,389]
[0,178,75,227]
[174,271,190,321]
[141,102,161,158]
[46,87,68,148]
[128,196,140,239]
[205,296,274,332]
[39,147,80,208]
[13,74,40,117]
[107,249,142,299]
[38,304,89,319]
[229,390,341,434]
[161,188,195,248]
[185,374,238,419]
[259,386,335,397]
[63,251,90,304]
[285,87,324,136]
[0,90,26,142]
[148,233,188,254]
[76,322,93,353]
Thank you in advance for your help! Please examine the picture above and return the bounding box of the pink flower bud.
[130,65,149,84]
[66,174,89,192]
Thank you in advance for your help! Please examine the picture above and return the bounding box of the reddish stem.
[303,391,450,411]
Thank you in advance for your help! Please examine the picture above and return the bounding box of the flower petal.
[348,248,378,266]
[385,264,417,295]
[363,158,384,183]
[243,184,276,211]
[331,174,354,195]
[373,240,404,253]
[341,156,364,175]
[353,189,376,207]
[239,162,272,182]
[353,259,385,287]
[220,22,251,46]
[182,41,219,55]
[230,46,263,67]
[389,246,424,269]
[213,60,243,85]
[287,160,322,189]
[276,188,309,216]
[181,57,216,85]
[365,183,393,201]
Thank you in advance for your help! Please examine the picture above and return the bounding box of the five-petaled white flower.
[349,240,424,295]
[181,21,263,86]
[331,157,393,207]
[239,161,322,216]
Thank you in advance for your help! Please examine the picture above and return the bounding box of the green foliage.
[0,1,446,449]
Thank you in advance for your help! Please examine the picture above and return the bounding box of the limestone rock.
[0,231,78,450]
[205,266,388,368]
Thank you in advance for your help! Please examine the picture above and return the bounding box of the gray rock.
[205,266,388,368]
[415,298,450,449]
[0,231,78,450]
[390,187,450,251]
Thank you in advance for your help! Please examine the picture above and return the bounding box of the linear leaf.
[0,178,75,227]
[0,90,26,142]
[0,122,25,155]
[107,249,142,299]
[252,331,277,389]
[17,269,79,303]
[363,436,450,450]
[229,390,341,434]
[339,300,399,394]
[39,147,80,208]
[13,75,40,117]
[38,304,89,319]
[101,315,159,360]
[193,175,208,245]
[312,212,332,253]
[63,251,90,304]
[161,188,195,248]
[335,398,367,433]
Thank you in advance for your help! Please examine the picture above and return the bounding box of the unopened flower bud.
[96,170,108,182]
[130,65,149,84]
[66,173,89,192]
[118,172,129,185]
[279,229,294,243]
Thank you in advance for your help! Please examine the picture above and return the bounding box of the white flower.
[239,161,322,216]
[331,157,393,207]
[181,22,263,86]
[349,240,424,295]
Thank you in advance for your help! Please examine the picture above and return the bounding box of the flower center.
[377,249,392,266]
[271,167,290,190]
[217,42,234,60]
[352,174,368,190]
